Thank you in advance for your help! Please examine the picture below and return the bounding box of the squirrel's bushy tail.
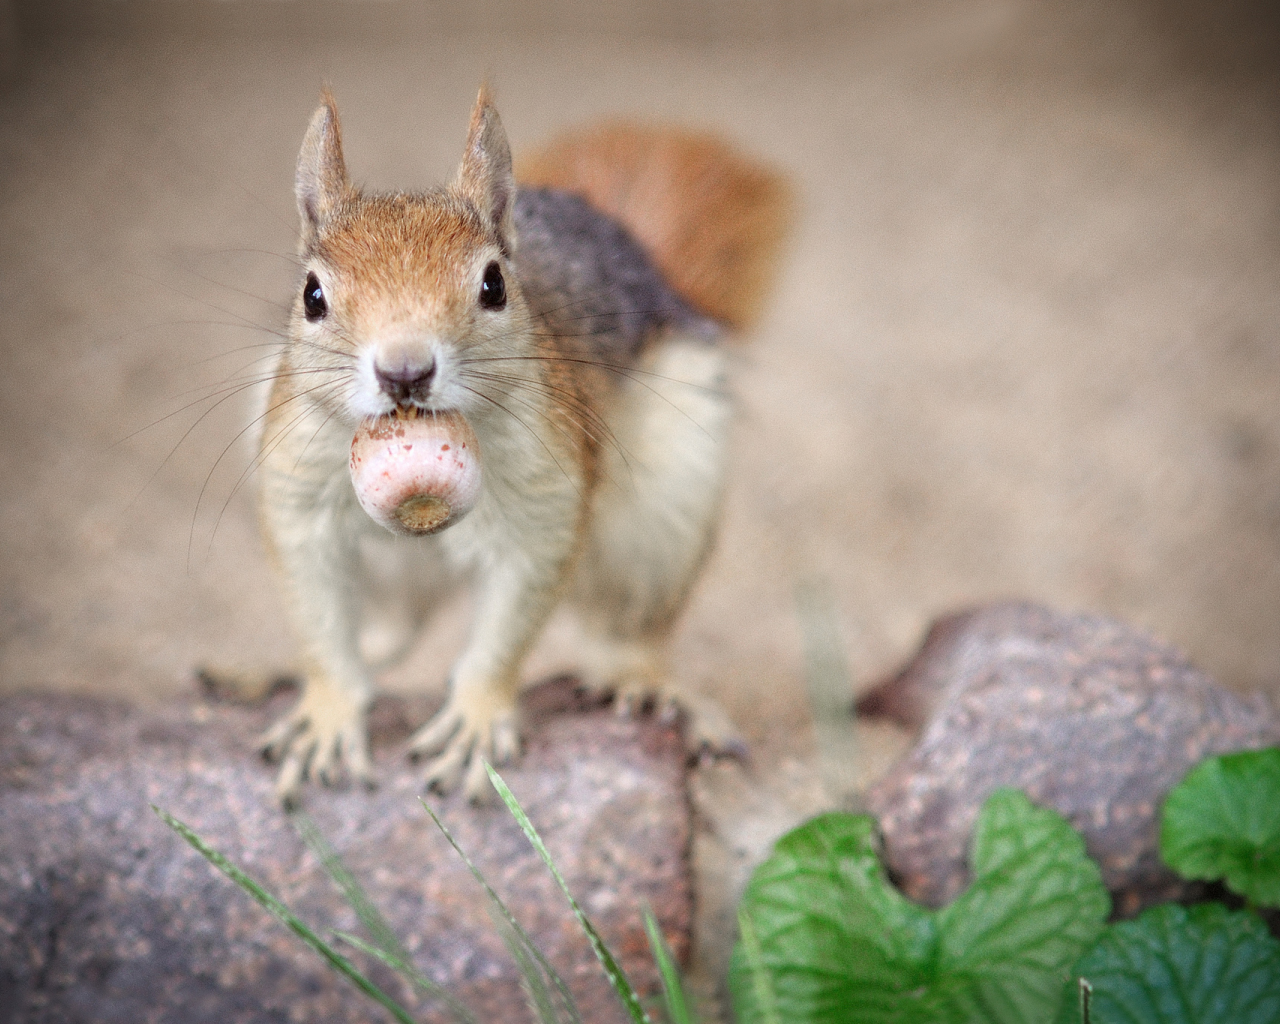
[516,122,791,332]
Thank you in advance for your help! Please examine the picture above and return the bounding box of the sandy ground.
[2,0,1278,1012]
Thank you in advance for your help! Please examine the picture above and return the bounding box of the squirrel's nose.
[375,357,436,405]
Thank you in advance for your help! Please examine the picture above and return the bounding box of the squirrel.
[256,86,790,805]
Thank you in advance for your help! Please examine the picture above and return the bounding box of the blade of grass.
[290,811,476,1023]
[795,579,862,811]
[485,763,652,1024]
[333,932,477,1024]
[490,905,566,1024]
[152,806,418,1024]
[1078,977,1093,1024]
[290,809,408,962]
[419,797,582,1024]
[643,907,694,1024]
[736,909,779,1024]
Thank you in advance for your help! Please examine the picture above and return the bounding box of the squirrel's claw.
[581,677,749,763]
[417,730,471,793]
[681,692,749,762]
[273,738,315,810]
[408,694,519,803]
[258,691,374,807]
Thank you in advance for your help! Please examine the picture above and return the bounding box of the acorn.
[349,407,482,536]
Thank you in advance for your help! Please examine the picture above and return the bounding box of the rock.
[0,679,691,1023]
[859,602,1280,916]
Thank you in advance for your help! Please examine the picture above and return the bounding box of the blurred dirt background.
[1,0,1278,1010]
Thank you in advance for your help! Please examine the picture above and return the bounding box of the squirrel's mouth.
[388,401,458,422]
[349,408,482,536]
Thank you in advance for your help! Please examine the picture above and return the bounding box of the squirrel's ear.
[455,86,516,252]
[296,90,348,233]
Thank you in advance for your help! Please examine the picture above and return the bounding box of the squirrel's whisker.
[460,368,637,481]
[456,382,585,499]
[189,375,352,570]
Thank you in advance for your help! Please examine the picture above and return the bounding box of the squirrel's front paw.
[259,688,373,807]
[407,689,520,802]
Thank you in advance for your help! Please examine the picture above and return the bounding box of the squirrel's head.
[289,87,526,424]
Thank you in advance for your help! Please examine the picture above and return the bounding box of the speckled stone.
[0,679,691,1023]
[859,602,1280,916]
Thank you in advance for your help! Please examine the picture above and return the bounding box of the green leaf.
[728,789,1110,1024]
[1160,747,1280,907]
[1057,902,1280,1024]
[153,806,419,1024]
[737,908,781,1024]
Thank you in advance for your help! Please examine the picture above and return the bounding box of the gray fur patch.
[513,187,720,363]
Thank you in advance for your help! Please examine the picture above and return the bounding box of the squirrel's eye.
[302,272,327,321]
[479,261,506,311]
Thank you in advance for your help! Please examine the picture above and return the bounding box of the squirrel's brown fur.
[517,122,791,331]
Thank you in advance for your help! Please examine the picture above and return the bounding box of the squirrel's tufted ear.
[296,90,349,234]
[455,85,516,253]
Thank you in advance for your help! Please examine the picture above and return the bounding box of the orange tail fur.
[516,122,791,332]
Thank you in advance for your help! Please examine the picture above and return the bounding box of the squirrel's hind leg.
[571,333,744,758]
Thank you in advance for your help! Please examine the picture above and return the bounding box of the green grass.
[156,764,696,1024]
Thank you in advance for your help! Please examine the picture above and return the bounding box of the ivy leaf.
[1057,903,1280,1024]
[1160,746,1280,908]
[729,789,1110,1024]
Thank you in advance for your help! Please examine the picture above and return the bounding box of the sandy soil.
[1,0,1277,1010]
